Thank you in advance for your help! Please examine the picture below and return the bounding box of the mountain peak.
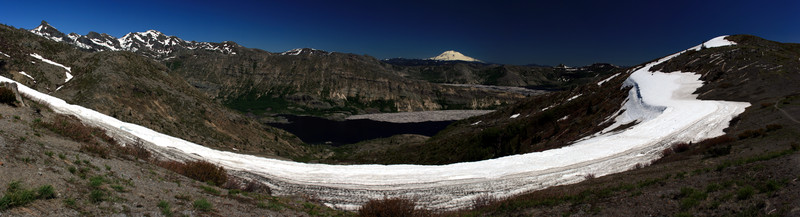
[428,50,482,62]
[31,20,66,42]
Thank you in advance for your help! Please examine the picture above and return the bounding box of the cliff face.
[165,48,527,117]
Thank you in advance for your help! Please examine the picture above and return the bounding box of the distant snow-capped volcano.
[428,50,482,62]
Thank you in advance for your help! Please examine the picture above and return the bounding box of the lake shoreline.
[346,110,494,123]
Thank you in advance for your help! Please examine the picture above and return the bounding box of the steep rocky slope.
[163,47,526,117]
[0,23,309,159]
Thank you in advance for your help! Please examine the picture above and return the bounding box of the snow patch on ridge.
[29,53,73,83]
[18,71,35,81]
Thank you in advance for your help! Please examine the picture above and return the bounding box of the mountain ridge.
[30,21,239,60]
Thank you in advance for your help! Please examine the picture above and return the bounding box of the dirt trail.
[774,100,800,124]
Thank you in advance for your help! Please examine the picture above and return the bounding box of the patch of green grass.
[64,197,77,208]
[36,185,55,199]
[736,186,755,200]
[158,200,173,217]
[89,176,105,188]
[678,187,707,210]
[193,198,213,212]
[705,183,722,193]
[110,184,126,192]
[58,153,66,160]
[89,189,105,203]
[200,185,220,195]
[44,151,54,157]
[0,181,57,211]
[228,189,241,195]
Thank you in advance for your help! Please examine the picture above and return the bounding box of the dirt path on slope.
[774,99,800,124]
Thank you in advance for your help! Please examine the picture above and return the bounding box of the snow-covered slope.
[0,36,749,211]
[429,50,482,62]
[29,21,238,59]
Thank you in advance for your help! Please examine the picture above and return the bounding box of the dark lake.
[266,115,454,146]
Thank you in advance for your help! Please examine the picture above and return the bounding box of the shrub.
[736,186,755,200]
[662,148,675,157]
[80,143,110,158]
[0,86,16,105]
[40,115,95,143]
[765,124,782,132]
[158,200,173,217]
[158,160,228,187]
[738,129,765,139]
[36,185,55,199]
[243,180,271,195]
[89,189,105,203]
[359,198,418,217]
[672,142,690,153]
[193,198,213,212]
[116,139,151,160]
[471,194,498,210]
[705,183,722,193]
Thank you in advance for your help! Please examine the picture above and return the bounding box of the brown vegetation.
[157,160,228,186]
[0,86,16,105]
[358,198,421,217]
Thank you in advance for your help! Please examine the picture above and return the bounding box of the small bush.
[0,86,16,105]
[359,198,418,217]
[80,143,110,158]
[40,115,94,143]
[243,180,271,195]
[736,186,755,200]
[662,148,675,157]
[89,189,105,203]
[158,160,227,186]
[116,139,150,160]
[672,142,690,153]
[36,185,55,199]
[738,129,765,139]
[765,124,782,132]
[471,194,497,210]
[89,176,105,188]
[705,183,722,193]
[158,200,173,217]
[193,198,213,212]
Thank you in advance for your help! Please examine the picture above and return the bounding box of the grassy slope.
[0,99,350,216]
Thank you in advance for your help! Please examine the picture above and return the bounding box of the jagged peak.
[281,48,328,56]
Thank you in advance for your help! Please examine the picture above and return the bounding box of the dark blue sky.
[2,0,799,66]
